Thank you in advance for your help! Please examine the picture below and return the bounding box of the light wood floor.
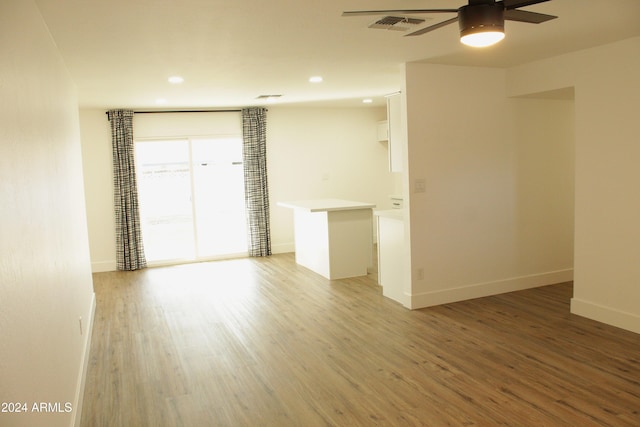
[81,254,640,426]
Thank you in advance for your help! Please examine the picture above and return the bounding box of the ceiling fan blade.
[502,0,550,9]
[504,9,557,23]
[404,17,459,37]
[342,9,458,17]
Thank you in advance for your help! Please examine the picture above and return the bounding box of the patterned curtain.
[241,107,272,257]
[107,109,147,270]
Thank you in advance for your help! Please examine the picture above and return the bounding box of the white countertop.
[278,199,376,212]
[374,209,405,220]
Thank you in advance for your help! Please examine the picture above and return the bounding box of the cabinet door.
[377,215,405,305]
[377,120,389,141]
[387,93,403,172]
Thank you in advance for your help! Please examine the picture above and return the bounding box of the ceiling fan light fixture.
[461,30,505,47]
[458,3,505,48]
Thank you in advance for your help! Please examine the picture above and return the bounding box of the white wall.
[80,106,398,270]
[508,37,640,334]
[402,63,574,308]
[79,110,117,272]
[0,2,95,426]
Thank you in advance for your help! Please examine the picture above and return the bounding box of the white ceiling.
[34,0,640,109]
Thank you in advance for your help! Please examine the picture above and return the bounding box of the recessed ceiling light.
[155,98,167,104]
[362,98,373,104]
[309,76,323,83]
[168,76,184,84]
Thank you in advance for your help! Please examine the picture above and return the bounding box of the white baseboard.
[72,292,96,427]
[91,260,116,272]
[571,298,640,334]
[409,268,574,309]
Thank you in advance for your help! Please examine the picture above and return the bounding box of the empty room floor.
[81,254,640,426]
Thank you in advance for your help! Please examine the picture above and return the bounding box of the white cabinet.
[377,120,389,142]
[376,93,403,172]
[390,195,403,210]
[386,93,403,172]
[375,210,406,306]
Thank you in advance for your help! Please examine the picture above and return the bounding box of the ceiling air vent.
[369,16,426,31]
[256,94,282,100]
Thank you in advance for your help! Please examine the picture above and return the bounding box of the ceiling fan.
[342,0,557,47]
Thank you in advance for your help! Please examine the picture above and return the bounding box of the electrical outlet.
[414,178,426,193]
[417,268,424,280]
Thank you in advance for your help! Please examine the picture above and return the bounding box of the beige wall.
[402,62,575,308]
[79,110,116,272]
[0,1,95,426]
[400,37,640,334]
[508,37,640,334]
[80,106,399,270]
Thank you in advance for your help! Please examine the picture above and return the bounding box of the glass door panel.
[136,139,195,262]
[191,137,247,257]
[136,136,247,264]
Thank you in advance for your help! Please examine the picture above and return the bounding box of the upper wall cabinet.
[377,120,389,142]
[386,93,403,173]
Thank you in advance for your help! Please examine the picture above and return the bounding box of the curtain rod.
[105,109,241,115]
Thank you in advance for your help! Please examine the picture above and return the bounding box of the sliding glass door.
[135,136,247,263]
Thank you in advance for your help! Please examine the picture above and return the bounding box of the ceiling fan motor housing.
[458,3,505,37]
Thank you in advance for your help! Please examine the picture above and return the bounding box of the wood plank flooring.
[81,254,640,426]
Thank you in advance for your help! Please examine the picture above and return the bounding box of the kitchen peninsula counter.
[278,199,376,279]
